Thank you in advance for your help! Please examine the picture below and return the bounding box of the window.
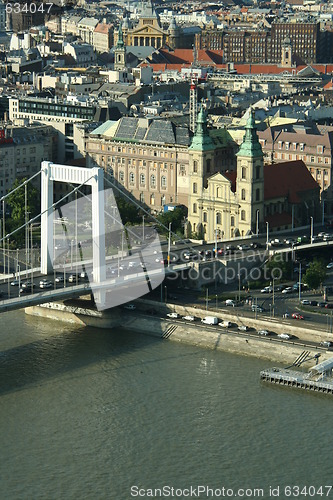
[241,189,246,200]
[129,172,135,184]
[193,203,197,214]
[161,176,167,188]
[241,210,246,221]
[150,194,155,205]
[203,212,207,223]
[300,143,304,151]
[140,193,145,203]
[119,171,124,182]
[216,212,221,225]
[193,160,198,173]
[231,216,235,227]
[108,167,114,177]
[193,182,197,194]
[150,174,156,188]
[140,173,145,185]
[216,187,221,198]
[242,167,246,179]
[161,195,166,205]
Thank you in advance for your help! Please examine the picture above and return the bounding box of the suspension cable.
[0,176,95,244]
[0,170,42,203]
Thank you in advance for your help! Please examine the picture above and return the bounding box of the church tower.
[236,109,264,237]
[114,24,126,71]
[188,105,216,238]
[281,37,292,68]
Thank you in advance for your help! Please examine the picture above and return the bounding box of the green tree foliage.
[115,196,141,225]
[6,179,40,246]
[304,260,327,290]
[156,208,184,235]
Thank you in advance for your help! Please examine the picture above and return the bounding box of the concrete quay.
[24,299,332,366]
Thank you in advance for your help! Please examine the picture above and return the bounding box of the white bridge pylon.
[40,161,106,286]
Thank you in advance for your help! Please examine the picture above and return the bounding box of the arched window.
[242,167,246,179]
[129,172,135,184]
[216,187,221,198]
[193,203,197,213]
[119,171,124,182]
[193,161,198,173]
[216,212,221,225]
[193,182,197,194]
[231,216,235,227]
[241,189,246,200]
[150,174,156,188]
[241,210,246,221]
[256,188,260,201]
[140,173,145,185]
[161,176,167,188]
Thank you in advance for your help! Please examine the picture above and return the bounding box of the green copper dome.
[189,106,215,151]
[117,24,124,48]
[236,109,263,158]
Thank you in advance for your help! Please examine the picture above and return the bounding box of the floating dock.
[260,357,333,395]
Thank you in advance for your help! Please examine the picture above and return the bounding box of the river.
[0,310,332,500]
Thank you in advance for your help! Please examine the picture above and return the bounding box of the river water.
[0,310,332,500]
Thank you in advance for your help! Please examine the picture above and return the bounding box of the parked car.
[252,304,264,312]
[301,299,310,305]
[320,341,332,348]
[225,299,236,307]
[166,312,178,318]
[292,313,304,320]
[278,333,292,340]
[182,315,195,322]
[258,330,270,336]
[238,325,249,332]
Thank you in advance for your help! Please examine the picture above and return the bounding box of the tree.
[6,178,40,246]
[304,260,327,290]
[156,208,184,236]
[115,196,141,226]
[265,254,292,281]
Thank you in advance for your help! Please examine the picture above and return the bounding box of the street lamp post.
[298,263,302,302]
[266,221,269,250]
[18,264,21,297]
[256,209,259,237]
[272,277,275,317]
[310,216,314,244]
[215,229,218,259]
[142,215,145,243]
[167,222,171,267]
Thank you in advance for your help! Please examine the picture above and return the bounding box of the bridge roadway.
[0,263,191,314]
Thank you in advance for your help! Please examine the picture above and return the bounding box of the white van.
[201,316,219,325]
[225,299,236,307]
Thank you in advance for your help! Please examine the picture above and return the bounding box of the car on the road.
[225,299,236,307]
[10,279,20,286]
[19,287,31,294]
[320,341,332,348]
[219,320,232,328]
[238,325,249,332]
[250,242,263,249]
[284,238,297,245]
[21,281,36,289]
[55,276,65,283]
[325,303,333,309]
[282,287,293,294]
[258,330,270,336]
[251,304,264,312]
[124,304,136,310]
[237,244,251,251]
[301,299,311,305]
[309,300,318,306]
[292,313,304,320]
[317,302,327,308]
[278,333,292,340]
[261,286,272,293]
[68,274,81,283]
[182,315,195,321]
[166,312,178,318]
[327,262,333,269]
[39,280,52,289]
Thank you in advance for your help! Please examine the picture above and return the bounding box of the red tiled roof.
[264,160,319,203]
[324,80,333,90]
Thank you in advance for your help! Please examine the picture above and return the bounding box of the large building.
[258,125,333,208]
[196,20,327,65]
[85,116,237,213]
[187,110,320,241]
